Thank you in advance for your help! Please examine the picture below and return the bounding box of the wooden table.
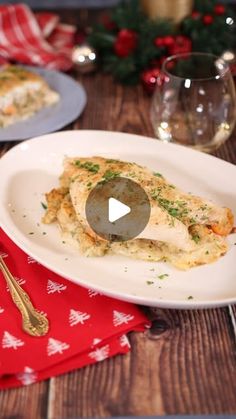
[0,8,236,419]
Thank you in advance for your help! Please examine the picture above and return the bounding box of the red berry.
[214,4,225,15]
[191,10,201,19]
[114,40,130,57]
[175,35,187,43]
[154,37,165,47]
[163,36,175,47]
[169,36,192,55]
[141,68,163,94]
[114,29,137,57]
[118,29,137,48]
[203,14,214,25]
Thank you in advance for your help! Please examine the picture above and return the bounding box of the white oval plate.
[0,67,87,141]
[0,130,235,308]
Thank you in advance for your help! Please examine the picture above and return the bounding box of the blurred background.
[0,0,234,8]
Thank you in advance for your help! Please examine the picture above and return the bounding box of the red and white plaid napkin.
[0,228,150,389]
[0,4,76,70]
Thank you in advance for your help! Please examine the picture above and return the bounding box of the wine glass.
[150,52,236,152]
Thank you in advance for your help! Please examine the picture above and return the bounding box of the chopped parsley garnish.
[155,197,189,220]
[103,170,121,181]
[146,280,154,285]
[87,181,92,189]
[75,160,100,173]
[187,296,193,300]
[41,202,47,210]
[153,172,163,178]
[158,273,169,280]
[42,232,47,235]
[192,234,200,244]
[205,250,209,255]
[98,170,121,184]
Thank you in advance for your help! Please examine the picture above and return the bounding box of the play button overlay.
[85,177,150,242]
[108,198,131,223]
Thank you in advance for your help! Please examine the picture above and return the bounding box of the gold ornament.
[72,44,97,73]
[141,0,193,23]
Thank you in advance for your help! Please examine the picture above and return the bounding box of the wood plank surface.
[47,308,236,418]
[0,9,235,419]
[0,381,49,418]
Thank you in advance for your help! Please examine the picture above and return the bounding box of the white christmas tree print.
[2,331,24,350]
[69,309,90,326]
[92,338,102,347]
[47,338,70,356]
[47,279,67,294]
[113,310,134,327]
[119,334,131,348]
[17,367,37,385]
[6,277,26,292]
[27,256,39,264]
[0,307,4,314]
[88,344,109,362]
[88,289,100,298]
[0,251,8,258]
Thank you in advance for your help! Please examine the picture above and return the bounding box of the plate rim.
[0,129,235,309]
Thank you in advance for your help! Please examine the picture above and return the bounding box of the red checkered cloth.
[0,4,76,70]
[0,229,150,389]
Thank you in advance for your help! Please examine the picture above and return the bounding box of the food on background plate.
[42,156,234,270]
[0,65,59,128]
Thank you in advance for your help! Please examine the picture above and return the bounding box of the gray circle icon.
[85,177,151,242]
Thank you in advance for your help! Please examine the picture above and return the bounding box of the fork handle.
[0,257,49,337]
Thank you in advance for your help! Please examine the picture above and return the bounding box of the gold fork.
[0,256,49,337]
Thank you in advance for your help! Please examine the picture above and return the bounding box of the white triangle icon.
[108,197,131,223]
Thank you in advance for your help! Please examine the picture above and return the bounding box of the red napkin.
[0,4,76,71]
[0,229,150,389]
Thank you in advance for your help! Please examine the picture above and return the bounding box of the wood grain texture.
[0,381,49,419]
[0,8,236,419]
[47,308,236,418]
[74,72,154,137]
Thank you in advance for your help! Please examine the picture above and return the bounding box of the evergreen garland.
[88,0,236,85]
